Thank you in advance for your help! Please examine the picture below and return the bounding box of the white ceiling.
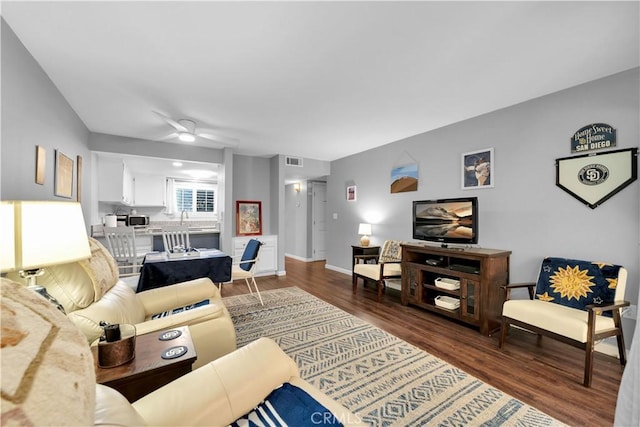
[2,1,639,162]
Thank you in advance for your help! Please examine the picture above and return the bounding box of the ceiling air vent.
[285,156,303,167]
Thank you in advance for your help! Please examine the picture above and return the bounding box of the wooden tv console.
[400,243,511,336]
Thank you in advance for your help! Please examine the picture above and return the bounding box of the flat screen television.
[412,197,478,245]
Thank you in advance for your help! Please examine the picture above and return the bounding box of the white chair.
[161,225,191,252]
[103,226,143,277]
[230,238,263,305]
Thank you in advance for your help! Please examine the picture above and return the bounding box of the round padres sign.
[578,164,609,186]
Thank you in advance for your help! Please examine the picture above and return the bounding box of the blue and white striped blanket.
[151,299,209,319]
[230,383,343,427]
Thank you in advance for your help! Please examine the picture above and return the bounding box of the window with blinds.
[196,189,214,212]
[173,181,216,217]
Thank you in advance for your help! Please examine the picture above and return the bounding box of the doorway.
[311,182,327,261]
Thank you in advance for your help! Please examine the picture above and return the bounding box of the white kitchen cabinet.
[133,174,166,207]
[98,158,134,205]
[232,235,277,276]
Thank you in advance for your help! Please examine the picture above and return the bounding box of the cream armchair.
[7,237,236,369]
[500,257,629,387]
[95,337,367,426]
[352,240,402,302]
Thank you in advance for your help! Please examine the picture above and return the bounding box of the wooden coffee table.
[92,326,197,402]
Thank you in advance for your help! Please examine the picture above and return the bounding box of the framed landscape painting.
[236,200,262,236]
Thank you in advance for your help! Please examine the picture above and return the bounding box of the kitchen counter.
[91,222,221,252]
[91,222,220,238]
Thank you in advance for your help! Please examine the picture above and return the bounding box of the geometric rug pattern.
[223,287,566,426]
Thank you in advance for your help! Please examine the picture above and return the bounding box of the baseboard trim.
[325,264,351,276]
[284,253,313,262]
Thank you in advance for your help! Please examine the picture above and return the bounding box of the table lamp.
[0,201,91,313]
[358,223,372,247]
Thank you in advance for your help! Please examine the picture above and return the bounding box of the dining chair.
[161,225,191,252]
[230,238,263,305]
[103,226,143,277]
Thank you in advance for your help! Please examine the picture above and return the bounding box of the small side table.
[92,326,197,402]
[351,245,380,273]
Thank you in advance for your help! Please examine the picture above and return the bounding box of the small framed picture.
[346,185,357,201]
[54,150,74,198]
[35,145,46,185]
[462,148,494,189]
[76,155,83,202]
[236,200,262,236]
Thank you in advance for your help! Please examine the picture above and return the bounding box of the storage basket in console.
[434,277,460,290]
[434,295,460,310]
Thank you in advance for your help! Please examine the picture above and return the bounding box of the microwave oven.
[127,215,150,227]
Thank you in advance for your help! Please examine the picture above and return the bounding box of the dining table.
[136,249,232,293]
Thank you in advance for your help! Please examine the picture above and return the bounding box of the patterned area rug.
[224,287,565,426]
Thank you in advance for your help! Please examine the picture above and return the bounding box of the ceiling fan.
[153,111,235,146]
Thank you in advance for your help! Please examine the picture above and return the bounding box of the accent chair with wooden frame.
[352,240,402,302]
[499,257,629,387]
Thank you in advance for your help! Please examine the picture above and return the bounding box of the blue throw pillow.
[231,382,344,427]
[534,257,621,316]
[240,239,262,271]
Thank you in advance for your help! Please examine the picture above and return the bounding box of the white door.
[312,182,327,261]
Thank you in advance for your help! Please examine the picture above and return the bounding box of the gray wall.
[285,181,310,260]
[327,68,639,339]
[232,155,273,235]
[1,19,92,227]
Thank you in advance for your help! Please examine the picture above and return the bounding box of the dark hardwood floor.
[221,258,624,427]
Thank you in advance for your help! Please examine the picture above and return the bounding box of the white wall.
[327,68,639,342]
[1,19,91,227]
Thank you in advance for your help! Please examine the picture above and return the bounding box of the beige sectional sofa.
[6,237,237,369]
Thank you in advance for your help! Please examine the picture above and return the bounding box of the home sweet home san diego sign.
[571,123,616,153]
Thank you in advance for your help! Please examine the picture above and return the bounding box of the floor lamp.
[0,201,91,313]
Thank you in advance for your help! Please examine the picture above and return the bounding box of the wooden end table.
[92,326,197,402]
[351,244,380,273]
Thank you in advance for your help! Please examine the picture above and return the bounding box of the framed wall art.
[35,145,46,185]
[462,148,493,189]
[346,185,357,201]
[390,163,418,193]
[236,200,262,236]
[54,150,73,198]
[556,147,637,209]
[76,155,83,202]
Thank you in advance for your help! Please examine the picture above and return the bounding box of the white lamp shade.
[358,223,372,236]
[0,201,91,272]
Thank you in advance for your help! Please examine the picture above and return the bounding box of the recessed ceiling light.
[173,162,183,167]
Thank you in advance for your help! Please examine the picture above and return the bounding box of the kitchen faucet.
[180,209,189,225]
